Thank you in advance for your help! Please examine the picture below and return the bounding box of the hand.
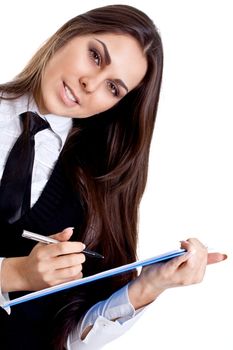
[128,238,227,310]
[1,228,86,292]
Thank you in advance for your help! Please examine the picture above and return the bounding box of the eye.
[106,81,120,97]
[89,48,102,66]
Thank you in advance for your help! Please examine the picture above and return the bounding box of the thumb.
[50,227,74,242]
[207,252,228,265]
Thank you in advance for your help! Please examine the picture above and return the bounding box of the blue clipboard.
[3,248,185,309]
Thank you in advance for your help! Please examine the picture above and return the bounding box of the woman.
[0,4,226,350]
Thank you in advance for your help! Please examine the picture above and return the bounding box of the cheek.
[43,55,69,83]
[41,67,57,91]
[91,93,117,114]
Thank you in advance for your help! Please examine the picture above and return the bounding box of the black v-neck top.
[0,156,84,350]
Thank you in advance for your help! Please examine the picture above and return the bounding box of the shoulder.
[0,94,29,129]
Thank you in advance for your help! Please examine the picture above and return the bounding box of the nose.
[79,76,102,93]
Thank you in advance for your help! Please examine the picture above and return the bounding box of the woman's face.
[37,33,147,118]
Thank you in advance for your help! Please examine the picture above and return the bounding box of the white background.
[1,0,232,349]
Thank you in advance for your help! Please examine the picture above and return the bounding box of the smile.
[63,82,80,105]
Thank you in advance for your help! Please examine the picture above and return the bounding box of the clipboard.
[3,248,185,309]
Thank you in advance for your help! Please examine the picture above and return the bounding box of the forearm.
[74,275,164,345]
[67,284,148,349]
[128,275,165,310]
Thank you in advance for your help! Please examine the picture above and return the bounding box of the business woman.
[0,4,227,349]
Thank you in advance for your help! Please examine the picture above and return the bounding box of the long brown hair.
[0,4,163,348]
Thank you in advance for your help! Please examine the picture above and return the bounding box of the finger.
[181,238,208,257]
[207,252,227,264]
[182,238,208,267]
[165,249,195,270]
[180,240,189,250]
[186,237,206,249]
[180,239,200,254]
[51,253,86,269]
[53,272,83,286]
[35,241,85,259]
[47,241,86,257]
[52,264,83,280]
[50,227,74,242]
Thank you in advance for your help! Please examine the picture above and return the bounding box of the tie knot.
[20,111,50,135]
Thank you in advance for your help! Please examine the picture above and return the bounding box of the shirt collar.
[28,95,73,135]
[4,94,73,147]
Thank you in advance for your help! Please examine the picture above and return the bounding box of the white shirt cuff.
[0,258,11,314]
[66,283,147,349]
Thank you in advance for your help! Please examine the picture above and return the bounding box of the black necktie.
[0,111,50,223]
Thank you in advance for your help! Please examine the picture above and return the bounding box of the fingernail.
[82,243,86,249]
[222,254,228,260]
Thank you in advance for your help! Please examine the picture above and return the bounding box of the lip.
[60,81,80,107]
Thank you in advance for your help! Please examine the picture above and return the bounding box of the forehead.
[70,32,148,90]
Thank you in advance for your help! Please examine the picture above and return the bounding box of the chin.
[39,97,62,116]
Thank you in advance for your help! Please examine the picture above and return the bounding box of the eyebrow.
[95,38,111,65]
[114,79,129,93]
[94,38,129,93]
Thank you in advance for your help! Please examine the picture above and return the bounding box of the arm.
[0,258,10,313]
[128,238,227,309]
[0,228,85,302]
[66,238,227,350]
[66,283,147,350]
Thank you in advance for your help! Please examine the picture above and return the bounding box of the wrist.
[128,276,165,310]
[1,257,30,293]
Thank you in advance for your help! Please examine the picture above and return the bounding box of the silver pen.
[22,230,104,259]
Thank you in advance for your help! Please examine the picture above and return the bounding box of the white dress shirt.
[0,95,146,349]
